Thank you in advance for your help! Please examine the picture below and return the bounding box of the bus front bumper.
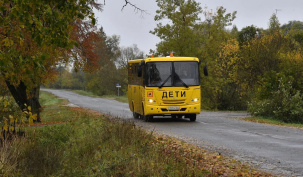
[145,104,200,115]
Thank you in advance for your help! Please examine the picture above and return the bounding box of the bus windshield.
[146,61,199,87]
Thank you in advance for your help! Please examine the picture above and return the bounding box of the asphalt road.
[42,88,303,176]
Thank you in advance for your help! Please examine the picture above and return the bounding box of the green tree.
[151,3,237,109]
[220,15,303,116]
[268,13,280,34]
[198,6,236,62]
[282,21,303,48]
[230,25,239,39]
[0,0,101,121]
[198,6,237,109]
[281,20,303,34]
[150,0,202,56]
[238,25,260,45]
[85,32,121,96]
[215,39,246,110]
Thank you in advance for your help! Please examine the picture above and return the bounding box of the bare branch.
[121,0,150,15]
[102,0,149,16]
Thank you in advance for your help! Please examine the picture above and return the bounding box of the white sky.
[94,0,303,54]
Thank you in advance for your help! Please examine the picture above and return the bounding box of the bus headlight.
[192,98,198,102]
[149,99,153,103]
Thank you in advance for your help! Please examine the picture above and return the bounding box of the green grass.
[101,94,128,103]
[72,89,129,103]
[39,91,67,106]
[243,116,303,129]
[72,90,97,97]
[0,91,273,176]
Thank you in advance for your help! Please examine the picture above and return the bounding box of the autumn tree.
[218,14,303,120]
[198,7,237,109]
[214,39,246,110]
[0,0,101,121]
[85,31,121,96]
[68,19,103,73]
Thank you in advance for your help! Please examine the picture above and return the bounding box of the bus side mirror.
[199,59,208,76]
[203,65,208,76]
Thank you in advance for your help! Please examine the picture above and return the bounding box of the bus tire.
[132,104,140,119]
[142,105,153,122]
[189,114,196,122]
[133,111,140,119]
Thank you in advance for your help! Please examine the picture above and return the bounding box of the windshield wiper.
[159,75,171,88]
[180,78,189,88]
[175,73,188,88]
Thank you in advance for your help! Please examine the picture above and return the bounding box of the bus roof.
[128,57,199,64]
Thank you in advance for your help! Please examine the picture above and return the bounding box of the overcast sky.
[94,0,303,55]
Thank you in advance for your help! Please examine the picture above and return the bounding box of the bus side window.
[149,63,161,83]
[137,65,142,77]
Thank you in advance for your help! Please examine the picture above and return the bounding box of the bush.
[248,75,303,123]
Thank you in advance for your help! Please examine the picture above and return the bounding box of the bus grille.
[162,100,185,105]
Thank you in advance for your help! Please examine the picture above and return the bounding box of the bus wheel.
[189,114,196,122]
[132,104,140,119]
[133,111,140,119]
[142,105,153,122]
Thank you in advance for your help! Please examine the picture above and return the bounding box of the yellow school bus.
[128,55,206,122]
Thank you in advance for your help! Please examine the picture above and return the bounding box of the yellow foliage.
[9,115,14,123]
[4,99,8,108]
[20,38,24,46]
[3,119,8,131]
[27,111,37,125]
[32,114,38,121]
[28,117,34,125]
[2,37,14,47]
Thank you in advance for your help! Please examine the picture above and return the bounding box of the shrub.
[248,75,303,123]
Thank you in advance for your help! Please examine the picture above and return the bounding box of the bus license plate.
[168,106,180,110]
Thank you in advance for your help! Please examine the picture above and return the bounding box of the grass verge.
[0,91,273,176]
[242,116,303,129]
[72,90,128,103]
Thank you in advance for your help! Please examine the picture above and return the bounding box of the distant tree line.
[46,29,144,96]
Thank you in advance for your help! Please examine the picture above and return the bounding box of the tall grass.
[1,113,207,176]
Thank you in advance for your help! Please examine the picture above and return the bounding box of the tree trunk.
[5,80,28,111]
[5,80,41,122]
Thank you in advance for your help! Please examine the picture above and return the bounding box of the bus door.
[137,62,145,115]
